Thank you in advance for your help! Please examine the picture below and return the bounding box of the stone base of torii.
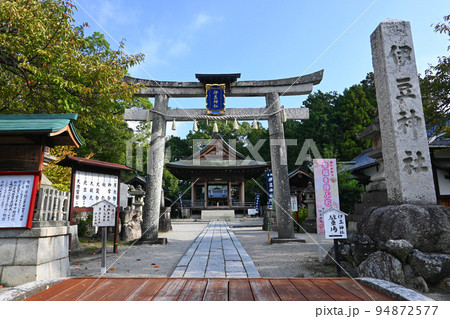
[124,71,324,242]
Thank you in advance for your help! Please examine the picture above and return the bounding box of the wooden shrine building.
[166,134,269,218]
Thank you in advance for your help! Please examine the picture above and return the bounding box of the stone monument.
[370,19,436,205]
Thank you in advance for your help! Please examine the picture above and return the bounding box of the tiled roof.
[347,148,377,171]
[57,156,133,171]
[0,113,83,147]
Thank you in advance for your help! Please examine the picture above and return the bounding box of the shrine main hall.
[166,134,269,220]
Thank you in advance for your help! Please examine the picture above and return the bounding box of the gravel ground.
[232,226,335,278]
[70,221,335,278]
[71,222,208,277]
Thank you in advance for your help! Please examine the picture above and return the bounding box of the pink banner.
[313,159,340,235]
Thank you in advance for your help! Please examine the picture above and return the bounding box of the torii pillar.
[124,71,323,241]
[267,92,295,238]
[141,94,168,244]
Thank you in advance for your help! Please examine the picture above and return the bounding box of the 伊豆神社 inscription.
[370,19,436,205]
[206,84,226,115]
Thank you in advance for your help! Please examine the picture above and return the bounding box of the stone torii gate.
[124,71,323,243]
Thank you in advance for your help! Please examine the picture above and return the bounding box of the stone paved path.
[171,221,260,278]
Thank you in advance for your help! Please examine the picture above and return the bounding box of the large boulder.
[347,233,378,265]
[408,249,450,284]
[358,251,405,285]
[120,209,143,241]
[385,239,414,263]
[358,204,450,253]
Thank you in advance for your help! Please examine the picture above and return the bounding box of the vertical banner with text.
[313,159,339,235]
[265,170,274,210]
[254,193,261,211]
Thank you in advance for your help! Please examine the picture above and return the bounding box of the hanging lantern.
[252,119,258,129]
[212,121,218,133]
[172,119,177,130]
[233,118,239,130]
[193,119,198,132]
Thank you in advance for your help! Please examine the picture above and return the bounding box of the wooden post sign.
[92,200,117,227]
[323,207,348,239]
[323,207,347,277]
[0,171,40,229]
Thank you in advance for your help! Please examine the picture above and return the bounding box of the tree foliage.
[0,0,148,192]
[0,0,144,130]
[44,146,76,192]
[337,84,375,160]
[421,14,450,135]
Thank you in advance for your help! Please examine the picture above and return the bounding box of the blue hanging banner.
[254,193,261,211]
[265,170,274,210]
[206,84,226,115]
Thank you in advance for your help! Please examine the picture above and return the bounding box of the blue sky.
[72,0,449,137]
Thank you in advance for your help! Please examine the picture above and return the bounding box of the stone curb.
[356,277,435,301]
[0,277,68,301]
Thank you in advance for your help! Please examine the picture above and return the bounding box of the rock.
[358,204,450,253]
[347,233,378,265]
[403,264,416,278]
[406,276,429,293]
[436,278,450,293]
[385,239,414,263]
[402,264,430,293]
[120,209,143,241]
[323,246,338,266]
[358,251,405,285]
[339,261,358,278]
[408,249,450,284]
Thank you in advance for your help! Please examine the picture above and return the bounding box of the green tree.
[337,167,365,214]
[44,145,76,192]
[0,0,144,130]
[421,14,450,134]
[76,118,134,163]
[294,91,342,162]
[337,85,375,160]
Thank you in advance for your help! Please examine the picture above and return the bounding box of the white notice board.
[323,208,347,239]
[73,171,118,208]
[0,174,36,228]
[92,200,117,227]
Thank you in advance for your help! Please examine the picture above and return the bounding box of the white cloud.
[191,13,213,31]
[168,40,190,58]
[137,12,215,68]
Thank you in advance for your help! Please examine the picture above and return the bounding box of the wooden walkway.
[26,277,394,301]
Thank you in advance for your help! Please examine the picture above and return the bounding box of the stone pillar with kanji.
[370,19,436,205]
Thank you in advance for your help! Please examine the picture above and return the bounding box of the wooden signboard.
[73,170,119,209]
[323,207,348,239]
[57,156,132,253]
[92,200,117,227]
[0,171,40,228]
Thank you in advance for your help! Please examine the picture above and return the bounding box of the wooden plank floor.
[26,277,394,301]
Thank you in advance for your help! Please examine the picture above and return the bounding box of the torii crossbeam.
[124,70,323,243]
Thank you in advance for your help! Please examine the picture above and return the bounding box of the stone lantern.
[302,181,317,233]
[130,185,145,213]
